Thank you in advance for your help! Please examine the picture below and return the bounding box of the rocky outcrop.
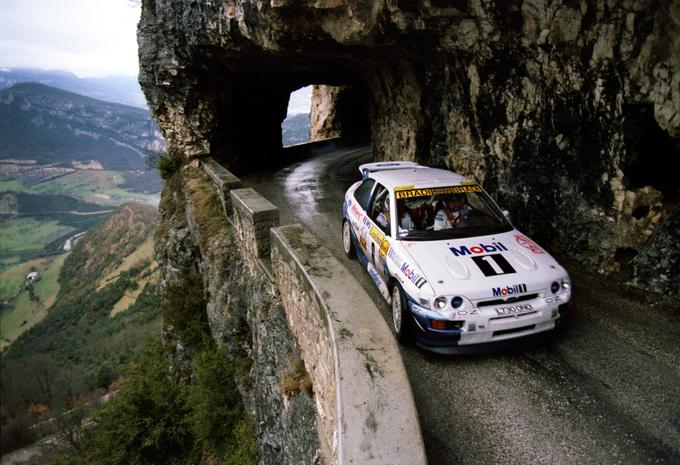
[155,170,321,463]
[139,2,679,290]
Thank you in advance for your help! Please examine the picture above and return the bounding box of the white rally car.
[342,161,572,353]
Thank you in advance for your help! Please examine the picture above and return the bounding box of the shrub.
[82,341,198,465]
[157,154,180,180]
[75,341,258,465]
[189,349,256,464]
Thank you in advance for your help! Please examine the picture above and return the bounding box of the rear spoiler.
[358,161,420,179]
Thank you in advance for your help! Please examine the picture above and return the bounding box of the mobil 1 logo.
[450,242,517,277]
[470,254,516,277]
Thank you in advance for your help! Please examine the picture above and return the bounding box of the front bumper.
[409,297,572,353]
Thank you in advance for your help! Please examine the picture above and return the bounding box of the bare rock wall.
[140,0,680,296]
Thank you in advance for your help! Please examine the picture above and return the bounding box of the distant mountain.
[0,83,162,170]
[0,68,147,108]
[282,112,310,146]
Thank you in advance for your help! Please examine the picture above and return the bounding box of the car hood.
[399,229,568,300]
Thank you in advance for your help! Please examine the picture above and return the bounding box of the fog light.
[451,296,464,309]
[562,281,571,290]
[432,320,447,330]
[551,281,560,294]
[434,296,447,309]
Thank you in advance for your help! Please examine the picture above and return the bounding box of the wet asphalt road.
[242,145,680,465]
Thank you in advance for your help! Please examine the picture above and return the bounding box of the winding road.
[242,145,680,465]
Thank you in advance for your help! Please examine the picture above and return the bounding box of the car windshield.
[394,185,513,240]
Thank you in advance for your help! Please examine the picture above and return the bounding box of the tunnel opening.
[622,104,680,201]
[282,86,313,147]
[281,84,372,148]
[203,59,376,175]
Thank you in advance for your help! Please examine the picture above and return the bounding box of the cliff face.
[139,1,679,294]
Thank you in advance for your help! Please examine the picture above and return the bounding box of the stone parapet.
[230,188,280,262]
[202,158,242,214]
[271,224,427,465]
[199,156,426,465]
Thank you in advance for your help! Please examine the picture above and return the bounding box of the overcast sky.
[0,0,141,77]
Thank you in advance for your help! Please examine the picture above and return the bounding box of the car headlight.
[561,280,571,290]
[434,296,448,310]
[451,296,464,309]
[551,281,560,294]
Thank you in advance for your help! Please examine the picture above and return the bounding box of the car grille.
[476,293,539,308]
[492,324,535,337]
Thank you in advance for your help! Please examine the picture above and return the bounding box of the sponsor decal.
[449,242,508,256]
[368,267,382,286]
[379,239,390,259]
[369,226,384,244]
[492,283,528,297]
[394,184,415,191]
[400,262,428,289]
[495,303,533,315]
[471,253,516,277]
[359,236,367,250]
[351,203,364,218]
[514,234,544,254]
[395,184,482,199]
[387,244,404,263]
[460,180,476,185]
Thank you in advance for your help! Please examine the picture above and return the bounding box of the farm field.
[0,253,67,350]
[0,217,75,259]
[0,169,160,206]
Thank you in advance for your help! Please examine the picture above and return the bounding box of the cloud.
[0,0,140,77]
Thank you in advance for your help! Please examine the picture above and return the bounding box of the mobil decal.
[514,234,544,254]
[400,262,427,289]
[449,242,508,256]
[379,239,390,259]
[492,283,527,297]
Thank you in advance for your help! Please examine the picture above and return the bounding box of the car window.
[394,185,512,240]
[353,179,375,210]
[368,183,391,235]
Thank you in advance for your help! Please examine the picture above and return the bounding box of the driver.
[376,196,390,231]
[433,194,470,230]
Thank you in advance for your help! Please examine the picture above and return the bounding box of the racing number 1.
[471,253,516,277]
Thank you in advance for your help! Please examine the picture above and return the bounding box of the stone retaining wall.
[202,157,426,465]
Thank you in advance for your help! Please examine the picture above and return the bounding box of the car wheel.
[342,219,356,259]
[391,283,411,344]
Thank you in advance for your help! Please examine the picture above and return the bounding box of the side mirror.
[502,210,513,224]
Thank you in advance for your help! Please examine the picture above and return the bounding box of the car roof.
[370,165,473,190]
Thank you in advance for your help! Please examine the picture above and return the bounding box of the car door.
[348,178,376,255]
[366,183,392,278]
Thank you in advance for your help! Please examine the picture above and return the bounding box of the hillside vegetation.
[0,83,160,170]
[0,202,161,454]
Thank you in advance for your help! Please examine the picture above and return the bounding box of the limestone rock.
[140,0,680,297]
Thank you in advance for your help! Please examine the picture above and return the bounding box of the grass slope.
[0,254,66,350]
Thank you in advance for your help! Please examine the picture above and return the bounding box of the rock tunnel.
[138,0,680,296]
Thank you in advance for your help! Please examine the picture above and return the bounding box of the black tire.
[342,219,356,259]
[391,283,412,344]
